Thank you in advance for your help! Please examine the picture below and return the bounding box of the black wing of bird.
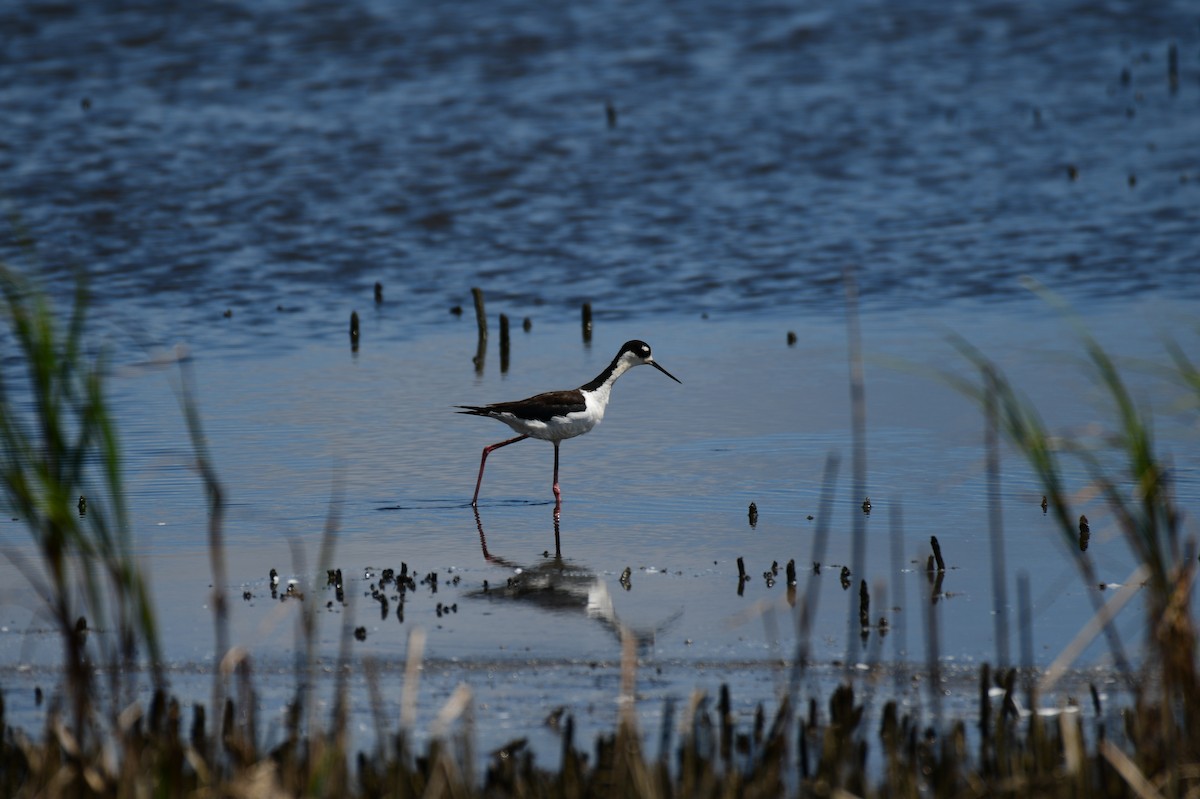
[457,389,586,423]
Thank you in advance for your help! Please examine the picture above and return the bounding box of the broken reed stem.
[844,266,869,666]
[1017,571,1033,672]
[401,627,427,733]
[889,502,908,674]
[924,581,944,730]
[789,452,841,696]
[178,355,229,759]
[984,365,1011,668]
[1040,563,1148,695]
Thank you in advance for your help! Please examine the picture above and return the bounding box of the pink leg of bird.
[471,434,529,506]
[552,440,562,506]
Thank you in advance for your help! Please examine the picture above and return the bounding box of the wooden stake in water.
[349,311,360,352]
[499,313,510,374]
[858,579,870,633]
[471,287,486,373]
[930,535,946,572]
[581,302,592,343]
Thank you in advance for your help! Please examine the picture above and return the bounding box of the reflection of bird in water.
[458,340,680,508]
[469,507,679,647]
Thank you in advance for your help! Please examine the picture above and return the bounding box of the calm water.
[2,0,1198,765]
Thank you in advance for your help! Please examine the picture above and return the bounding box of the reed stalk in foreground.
[0,267,162,749]
[950,312,1200,786]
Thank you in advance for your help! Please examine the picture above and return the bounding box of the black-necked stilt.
[458,339,681,507]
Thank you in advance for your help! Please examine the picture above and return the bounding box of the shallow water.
[2,0,1198,768]
[3,0,1198,349]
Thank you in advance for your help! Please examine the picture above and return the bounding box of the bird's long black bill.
[651,360,682,383]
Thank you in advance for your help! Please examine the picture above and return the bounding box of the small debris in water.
[812,561,821,574]
[450,305,463,316]
[77,495,86,515]
[1078,514,1091,551]
[786,559,797,586]
[1066,165,1079,181]
[223,309,232,318]
[1128,173,1137,188]
[861,497,872,513]
[241,590,251,601]
[350,311,360,350]
[34,687,42,707]
[748,502,758,528]
[1041,495,1048,512]
[839,566,851,590]
[581,302,593,343]
[806,514,813,521]
[522,317,532,332]
[354,626,367,641]
[605,100,617,128]
[1078,515,1089,534]
[374,282,383,304]
[786,331,797,346]
[619,567,632,591]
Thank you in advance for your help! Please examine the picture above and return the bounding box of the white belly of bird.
[514,408,600,441]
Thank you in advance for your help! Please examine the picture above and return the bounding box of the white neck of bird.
[581,351,641,394]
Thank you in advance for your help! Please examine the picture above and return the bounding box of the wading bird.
[458,340,680,507]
